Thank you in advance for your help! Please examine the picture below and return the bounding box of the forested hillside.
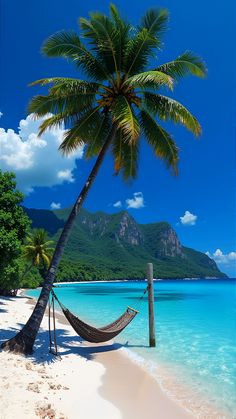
[24,207,226,281]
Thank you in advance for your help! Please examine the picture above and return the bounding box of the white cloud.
[206,249,236,265]
[126,192,144,209]
[0,114,84,193]
[228,252,236,261]
[57,169,74,182]
[113,200,122,208]
[0,112,3,118]
[180,210,197,226]
[50,202,61,210]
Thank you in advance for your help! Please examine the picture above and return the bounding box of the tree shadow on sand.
[0,300,8,313]
[0,322,124,365]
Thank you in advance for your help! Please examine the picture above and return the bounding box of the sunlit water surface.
[28,279,236,416]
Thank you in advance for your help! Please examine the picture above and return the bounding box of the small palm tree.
[3,4,206,353]
[22,229,54,281]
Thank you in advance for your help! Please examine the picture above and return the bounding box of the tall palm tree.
[21,229,54,281]
[2,4,206,354]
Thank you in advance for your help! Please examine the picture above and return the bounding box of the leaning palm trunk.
[1,126,116,354]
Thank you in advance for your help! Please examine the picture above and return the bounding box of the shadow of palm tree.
[0,301,7,313]
[0,322,123,364]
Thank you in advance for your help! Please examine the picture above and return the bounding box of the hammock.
[51,290,138,343]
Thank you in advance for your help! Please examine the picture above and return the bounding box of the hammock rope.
[48,294,58,355]
[49,286,147,345]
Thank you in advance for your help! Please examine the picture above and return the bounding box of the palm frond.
[35,254,40,266]
[110,3,130,33]
[37,113,78,136]
[59,106,102,154]
[140,8,169,35]
[80,13,119,78]
[42,30,82,57]
[124,8,168,76]
[29,77,101,92]
[85,113,111,158]
[124,27,159,76]
[41,254,51,267]
[29,90,95,121]
[139,109,179,173]
[111,96,140,144]
[155,51,207,79]
[144,92,201,135]
[42,31,113,82]
[109,4,131,72]
[112,129,139,180]
[125,70,173,90]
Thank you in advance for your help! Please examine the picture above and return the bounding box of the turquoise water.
[28,279,236,416]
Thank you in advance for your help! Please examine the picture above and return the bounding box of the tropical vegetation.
[0,171,31,296]
[25,207,225,280]
[22,228,54,281]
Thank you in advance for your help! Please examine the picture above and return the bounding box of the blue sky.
[0,0,235,276]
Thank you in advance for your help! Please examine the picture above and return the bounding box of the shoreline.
[0,293,196,419]
[25,294,194,418]
[22,290,231,418]
[52,277,230,286]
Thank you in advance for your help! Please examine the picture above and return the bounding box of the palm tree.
[2,4,206,354]
[21,229,54,282]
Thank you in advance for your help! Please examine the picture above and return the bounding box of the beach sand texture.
[0,294,219,419]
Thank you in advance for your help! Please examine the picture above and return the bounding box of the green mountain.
[24,207,227,281]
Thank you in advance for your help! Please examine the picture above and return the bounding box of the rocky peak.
[114,211,144,246]
[80,213,110,237]
[159,226,184,258]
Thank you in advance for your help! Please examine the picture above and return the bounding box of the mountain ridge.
[23,207,227,281]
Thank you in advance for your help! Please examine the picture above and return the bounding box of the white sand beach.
[0,294,214,419]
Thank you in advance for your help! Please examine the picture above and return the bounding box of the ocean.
[27,279,236,417]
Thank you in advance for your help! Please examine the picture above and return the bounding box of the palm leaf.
[139,109,179,173]
[85,113,111,158]
[125,70,173,89]
[80,14,119,79]
[42,30,82,57]
[155,51,207,79]
[144,92,201,135]
[41,254,51,266]
[42,31,112,82]
[29,77,101,92]
[111,96,140,144]
[37,113,79,136]
[109,4,130,71]
[112,129,139,179]
[140,8,169,35]
[35,254,40,266]
[124,8,168,76]
[124,28,159,76]
[59,106,102,154]
[29,91,95,120]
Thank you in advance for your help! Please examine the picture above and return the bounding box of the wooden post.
[147,263,156,347]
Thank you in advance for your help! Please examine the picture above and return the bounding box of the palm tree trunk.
[1,125,116,354]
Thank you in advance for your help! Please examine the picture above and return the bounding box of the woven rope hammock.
[50,289,138,344]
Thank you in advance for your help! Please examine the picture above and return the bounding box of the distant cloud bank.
[0,114,84,193]
[180,210,197,226]
[206,249,236,265]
